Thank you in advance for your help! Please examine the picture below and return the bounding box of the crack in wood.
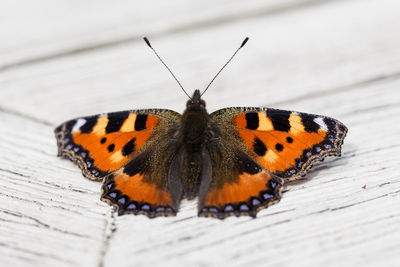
[0,191,46,207]
[341,102,400,117]
[98,208,117,267]
[0,189,96,217]
[0,168,96,194]
[0,242,76,264]
[167,216,196,224]
[1,209,92,238]
[268,72,400,107]
[330,193,393,211]
[0,106,53,126]
[241,207,297,220]
[0,168,30,178]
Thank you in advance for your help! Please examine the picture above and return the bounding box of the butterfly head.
[186,89,206,109]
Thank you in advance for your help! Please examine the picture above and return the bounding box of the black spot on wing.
[123,153,148,176]
[135,114,148,131]
[267,109,291,132]
[301,113,320,133]
[286,137,293,143]
[237,153,262,174]
[106,111,130,133]
[107,144,115,152]
[275,143,284,152]
[122,138,136,156]
[253,137,267,157]
[245,113,259,130]
[80,116,98,133]
[100,137,107,144]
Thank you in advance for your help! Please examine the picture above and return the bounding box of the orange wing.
[101,153,177,217]
[54,109,180,180]
[198,107,347,219]
[212,107,347,181]
[198,152,283,219]
[56,109,181,217]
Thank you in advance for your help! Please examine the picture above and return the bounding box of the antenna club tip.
[241,37,249,48]
[143,37,152,48]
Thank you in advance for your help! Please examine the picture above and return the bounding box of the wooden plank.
[0,0,323,70]
[1,0,400,124]
[1,0,399,266]
[0,112,108,267]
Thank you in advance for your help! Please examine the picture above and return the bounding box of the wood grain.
[1,0,399,266]
[0,0,325,71]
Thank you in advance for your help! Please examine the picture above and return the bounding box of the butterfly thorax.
[181,90,210,153]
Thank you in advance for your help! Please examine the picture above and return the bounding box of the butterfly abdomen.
[180,152,203,199]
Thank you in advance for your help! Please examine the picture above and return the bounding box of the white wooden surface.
[1,0,400,266]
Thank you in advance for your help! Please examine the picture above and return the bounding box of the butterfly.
[54,37,347,219]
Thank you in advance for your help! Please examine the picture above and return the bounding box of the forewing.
[211,107,348,181]
[54,109,180,180]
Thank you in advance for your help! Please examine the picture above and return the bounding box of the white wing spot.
[72,118,87,133]
[314,117,328,131]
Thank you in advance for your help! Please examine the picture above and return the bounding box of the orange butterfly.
[55,38,347,219]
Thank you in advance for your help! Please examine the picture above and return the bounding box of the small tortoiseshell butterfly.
[55,37,347,219]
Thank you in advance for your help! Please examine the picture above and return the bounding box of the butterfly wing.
[101,150,181,217]
[198,146,283,219]
[55,109,180,180]
[198,107,347,218]
[55,109,183,217]
[211,107,347,181]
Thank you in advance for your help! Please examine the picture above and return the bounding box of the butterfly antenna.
[201,37,249,97]
[143,37,192,99]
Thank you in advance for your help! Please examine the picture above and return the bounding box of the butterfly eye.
[186,98,206,108]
